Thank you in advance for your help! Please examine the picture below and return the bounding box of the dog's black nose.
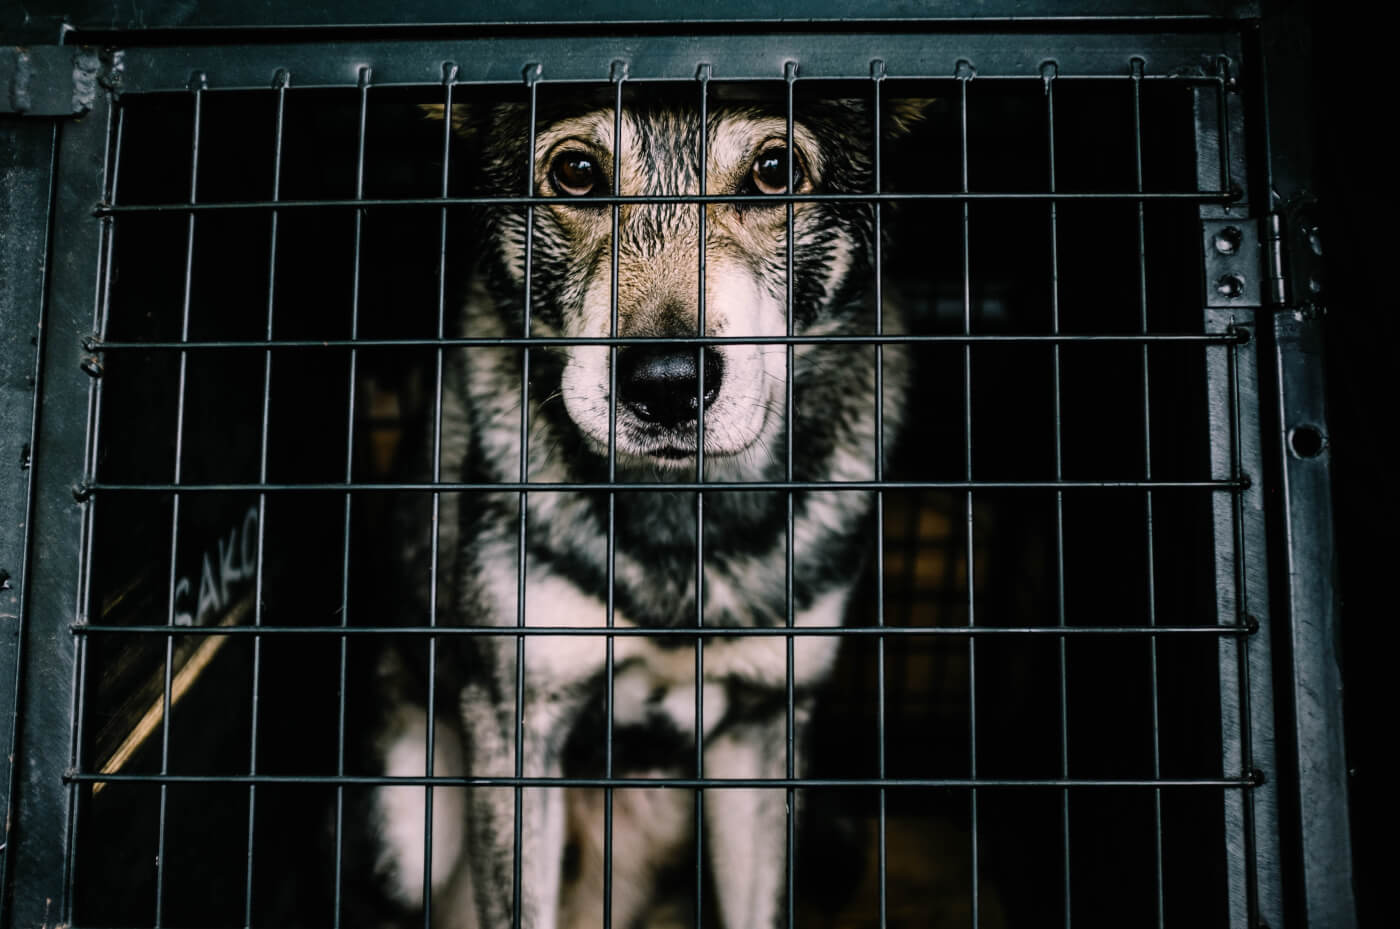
[617,346,723,427]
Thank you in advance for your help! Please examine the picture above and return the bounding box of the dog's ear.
[885,97,937,137]
[420,102,472,136]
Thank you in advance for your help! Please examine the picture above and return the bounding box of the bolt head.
[1213,226,1243,255]
[1216,274,1246,299]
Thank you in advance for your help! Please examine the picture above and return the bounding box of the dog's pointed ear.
[885,97,937,137]
[420,102,472,136]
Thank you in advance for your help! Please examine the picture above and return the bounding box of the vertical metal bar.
[693,60,710,929]
[64,572,90,923]
[1254,2,1357,920]
[956,60,980,929]
[1272,310,1354,929]
[65,98,124,916]
[421,61,459,929]
[514,57,540,929]
[4,88,114,929]
[1041,60,1072,929]
[1196,79,1284,929]
[245,67,289,929]
[1128,57,1167,929]
[1228,331,1263,925]
[0,119,56,909]
[601,58,627,929]
[154,72,206,928]
[334,65,373,929]
[869,57,889,929]
[783,59,798,929]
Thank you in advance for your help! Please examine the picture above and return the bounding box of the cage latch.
[2,44,99,116]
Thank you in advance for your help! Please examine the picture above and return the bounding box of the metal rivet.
[1216,274,1246,298]
[1212,226,1242,256]
[80,356,104,377]
[1308,275,1323,295]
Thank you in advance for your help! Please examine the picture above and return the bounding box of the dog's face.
[444,94,906,473]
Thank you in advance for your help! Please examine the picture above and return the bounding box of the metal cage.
[0,3,1354,928]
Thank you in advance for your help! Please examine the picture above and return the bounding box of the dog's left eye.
[750,146,803,196]
[550,151,602,197]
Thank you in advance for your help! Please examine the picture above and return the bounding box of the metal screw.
[1216,274,1246,299]
[1212,226,1242,256]
[80,356,104,378]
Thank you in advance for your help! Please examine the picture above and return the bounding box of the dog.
[360,86,920,929]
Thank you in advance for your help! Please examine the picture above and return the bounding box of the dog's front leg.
[460,679,573,929]
[703,698,813,929]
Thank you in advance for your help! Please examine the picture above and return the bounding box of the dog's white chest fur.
[481,563,850,698]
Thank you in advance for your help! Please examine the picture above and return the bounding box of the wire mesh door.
[6,29,1281,929]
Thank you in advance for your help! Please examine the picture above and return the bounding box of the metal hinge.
[2,45,100,116]
[1261,213,1289,306]
[1203,212,1299,309]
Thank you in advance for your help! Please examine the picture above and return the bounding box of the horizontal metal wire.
[70,623,1247,638]
[81,479,1246,494]
[67,772,1256,789]
[87,331,1247,351]
[95,189,1234,216]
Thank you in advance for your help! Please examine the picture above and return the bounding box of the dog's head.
[430,91,924,473]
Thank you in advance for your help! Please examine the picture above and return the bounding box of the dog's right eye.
[550,151,602,197]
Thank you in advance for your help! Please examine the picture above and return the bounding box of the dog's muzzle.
[617,345,723,429]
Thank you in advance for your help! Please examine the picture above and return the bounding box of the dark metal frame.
[0,4,1353,928]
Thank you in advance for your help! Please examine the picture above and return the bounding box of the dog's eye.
[750,146,803,196]
[550,151,602,197]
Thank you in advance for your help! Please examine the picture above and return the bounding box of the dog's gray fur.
[365,90,914,929]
